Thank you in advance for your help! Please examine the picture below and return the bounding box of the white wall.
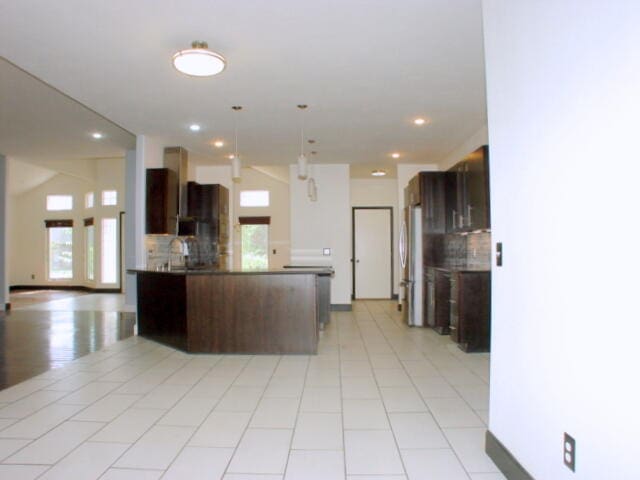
[233,168,290,269]
[290,164,351,305]
[350,178,399,296]
[9,158,125,289]
[483,1,640,479]
[0,155,7,309]
[440,125,488,170]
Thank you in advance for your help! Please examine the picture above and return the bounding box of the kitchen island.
[129,268,332,354]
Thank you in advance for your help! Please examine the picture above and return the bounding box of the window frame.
[46,195,73,211]
[239,190,270,207]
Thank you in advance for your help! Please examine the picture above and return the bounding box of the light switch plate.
[323,248,331,256]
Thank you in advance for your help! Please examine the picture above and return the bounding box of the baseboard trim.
[10,285,121,294]
[330,304,352,311]
[486,430,535,480]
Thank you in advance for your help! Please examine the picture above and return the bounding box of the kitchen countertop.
[128,267,334,276]
[430,265,491,273]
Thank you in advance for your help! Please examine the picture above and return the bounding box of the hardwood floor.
[0,297,135,389]
[9,289,88,309]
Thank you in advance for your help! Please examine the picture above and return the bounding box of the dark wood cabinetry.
[146,168,178,234]
[185,181,230,265]
[426,268,451,334]
[449,271,491,352]
[406,174,421,206]
[446,146,490,232]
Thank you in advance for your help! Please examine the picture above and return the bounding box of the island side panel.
[137,272,188,351]
[186,273,318,354]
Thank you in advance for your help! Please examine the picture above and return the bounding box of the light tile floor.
[0,300,505,479]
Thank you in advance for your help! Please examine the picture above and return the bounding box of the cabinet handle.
[452,210,457,229]
[466,205,473,227]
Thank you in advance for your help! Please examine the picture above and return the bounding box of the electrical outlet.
[564,432,576,472]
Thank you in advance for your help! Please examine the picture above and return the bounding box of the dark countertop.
[128,267,334,276]
[430,265,491,273]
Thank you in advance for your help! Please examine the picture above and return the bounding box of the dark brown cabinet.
[426,268,451,334]
[449,271,491,352]
[406,174,421,206]
[446,146,490,232]
[185,181,229,265]
[146,168,178,234]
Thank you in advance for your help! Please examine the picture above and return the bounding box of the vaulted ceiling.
[0,0,486,171]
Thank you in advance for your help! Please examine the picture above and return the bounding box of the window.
[85,192,94,209]
[102,190,117,206]
[46,195,73,211]
[46,220,73,279]
[239,217,270,270]
[85,219,95,281]
[101,218,118,283]
[240,190,269,207]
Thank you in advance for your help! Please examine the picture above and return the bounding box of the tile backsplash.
[444,231,491,269]
[145,235,173,270]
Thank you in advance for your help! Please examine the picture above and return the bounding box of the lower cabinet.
[449,271,491,352]
[426,268,451,335]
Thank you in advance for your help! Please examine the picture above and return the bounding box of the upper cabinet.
[146,168,178,234]
[185,181,230,261]
[446,146,490,232]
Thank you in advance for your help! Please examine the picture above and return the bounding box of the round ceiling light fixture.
[413,117,427,126]
[189,124,201,132]
[213,140,224,148]
[91,132,103,139]
[391,152,400,159]
[173,41,226,77]
[371,169,387,177]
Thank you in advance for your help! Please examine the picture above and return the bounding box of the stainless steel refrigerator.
[400,205,423,326]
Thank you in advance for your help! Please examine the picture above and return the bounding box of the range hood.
[163,146,189,218]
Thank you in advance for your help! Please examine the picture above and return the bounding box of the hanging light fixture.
[173,41,226,77]
[308,178,318,202]
[297,105,309,180]
[307,151,318,201]
[231,106,242,181]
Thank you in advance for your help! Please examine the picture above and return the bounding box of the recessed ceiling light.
[228,154,235,160]
[173,41,226,77]
[371,169,387,177]
[413,117,427,126]
[91,132,103,139]
[213,140,224,148]
[391,152,400,159]
[189,124,201,132]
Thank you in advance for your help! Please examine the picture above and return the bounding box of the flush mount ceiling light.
[91,132,103,139]
[213,140,224,148]
[173,41,226,77]
[391,152,400,159]
[413,117,427,126]
[189,124,201,132]
[231,106,242,181]
[297,105,309,180]
[371,169,387,177]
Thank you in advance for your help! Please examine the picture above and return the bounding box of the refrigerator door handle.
[400,221,406,269]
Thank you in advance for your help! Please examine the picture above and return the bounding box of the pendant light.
[297,105,308,180]
[231,106,242,181]
[173,41,226,77]
[308,151,318,201]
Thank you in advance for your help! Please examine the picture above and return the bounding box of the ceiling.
[0,0,486,171]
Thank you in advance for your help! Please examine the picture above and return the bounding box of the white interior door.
[354,208,392,299]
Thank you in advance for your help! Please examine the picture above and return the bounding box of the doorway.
[239,216,271,270]
[352,207,393,299]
